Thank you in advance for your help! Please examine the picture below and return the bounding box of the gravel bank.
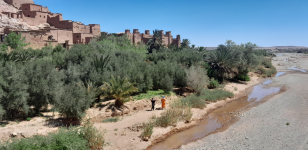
[180,53,308,150]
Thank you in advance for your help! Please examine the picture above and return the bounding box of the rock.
[143,137,148,141]
[10,132,18,138]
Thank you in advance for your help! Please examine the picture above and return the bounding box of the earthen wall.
[119,29,181,47]
[89,24,101,36]
[4,0,33,9]
[72,23,91,34]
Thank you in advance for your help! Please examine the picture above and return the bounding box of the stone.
[10,132,18,138]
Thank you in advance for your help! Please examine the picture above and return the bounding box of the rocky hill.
[0,0,49,33]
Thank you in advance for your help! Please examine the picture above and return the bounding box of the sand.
[180,53,308,150]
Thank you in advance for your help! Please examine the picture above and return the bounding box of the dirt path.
[180,53,308,150]
[97,74,261,150]
[94,106,163,150]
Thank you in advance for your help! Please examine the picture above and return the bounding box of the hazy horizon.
[35,0,308,47]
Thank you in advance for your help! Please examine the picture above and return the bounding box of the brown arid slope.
[0,0,49,33]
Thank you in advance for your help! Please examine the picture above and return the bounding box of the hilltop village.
[0,0,181,49]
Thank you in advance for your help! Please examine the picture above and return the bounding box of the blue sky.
[35,0,308,47]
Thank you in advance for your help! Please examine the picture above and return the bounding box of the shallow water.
[149,80,281,150]
[275,72,286,77]
[263,79,273,85]
[289,66,306,72]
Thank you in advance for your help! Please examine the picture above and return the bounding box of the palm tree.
[208,44,238,81]
[147,29,163,53]
[84,81,103,106]
[102,75,138,107]
[181,39,191,48]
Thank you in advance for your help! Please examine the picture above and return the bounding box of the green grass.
[208,78,219,89]
[178,94,206,109]
[154,101,192,127]
[102,117,120,123]
[200,89,234,102]
[0,128,89,150]
[1,124,6,127]
[0,119,106,150]
[132,90,173,100]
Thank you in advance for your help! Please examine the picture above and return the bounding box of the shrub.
[257,65,277,77]
[0,127,89,150]
[261,58,273,68]
[55,83,95,119]
[180,94,206,109]
[26,117,31,121]
[79,119,106,149]
[200,89,234,102]
[102,117,119,123]
[155,101,192,127]
[208,78,219,89]
[185,65,208,94]
[236,74,250,81]
[141,121,154,140]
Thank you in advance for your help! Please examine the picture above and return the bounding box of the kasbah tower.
[0,0,181,49]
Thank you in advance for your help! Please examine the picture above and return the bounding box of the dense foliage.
[0,31,275,120]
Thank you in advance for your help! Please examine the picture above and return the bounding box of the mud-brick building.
[1,0,101,49]
[116,29,181,47]
[3,0,33,9]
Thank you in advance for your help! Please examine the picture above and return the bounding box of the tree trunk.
[114,99,123,107]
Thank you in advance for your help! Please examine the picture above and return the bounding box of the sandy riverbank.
[180,53,308,150]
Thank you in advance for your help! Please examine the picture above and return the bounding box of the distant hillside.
[204,46,308,51]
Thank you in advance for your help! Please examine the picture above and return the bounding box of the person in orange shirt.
[161,96,166,110]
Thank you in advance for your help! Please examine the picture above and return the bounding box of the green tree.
[55,83,95,119]
[24,60,64,114]
[208,44,237,81]
[185,66,209,95]
[160,74,173,92]
[0,105,5,120]
[102,75,138,107]
[181,39,191,48]
[2,31,29,51]
[52,44,65,54]
[0,62,29,118]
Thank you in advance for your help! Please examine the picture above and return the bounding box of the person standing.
[150,98,157,111]
[161,96,166,110]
